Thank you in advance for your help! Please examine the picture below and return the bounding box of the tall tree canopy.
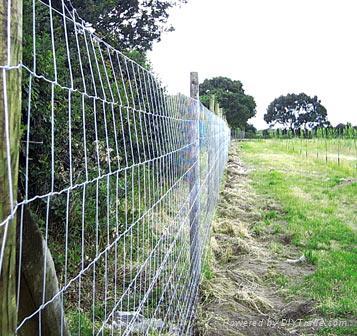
[265,93,329,130]
[199,77,256,130]
[62,0,187,51]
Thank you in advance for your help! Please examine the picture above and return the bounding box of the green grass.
[240,140,357,323]
[268,137,356,169]
[201,248,215,281]
[67,310,94,336]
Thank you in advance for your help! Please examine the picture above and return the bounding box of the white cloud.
[148,0,357,128]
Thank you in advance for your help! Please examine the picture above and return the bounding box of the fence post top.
[190,72,199,100]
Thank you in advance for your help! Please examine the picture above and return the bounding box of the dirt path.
[196,144,323,336]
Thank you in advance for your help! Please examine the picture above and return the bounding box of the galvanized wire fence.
[0,0,230,335]
[266,130,356,169]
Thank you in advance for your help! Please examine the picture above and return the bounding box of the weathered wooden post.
[207,96,214,219]
[209,95,215,112]
[189,72,200,281]
[214,101,220,116]
[0,0,23,334]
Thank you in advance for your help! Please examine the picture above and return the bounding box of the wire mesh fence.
[231,129,245,140]
[0,0,230,335]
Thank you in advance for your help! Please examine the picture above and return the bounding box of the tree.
[199,77,256,130]
[63,0,187,51]
[245,123,257,138]
[265,93,329,130]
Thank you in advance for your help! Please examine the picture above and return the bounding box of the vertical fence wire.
[0,0,230,334]
[268,130,357,170]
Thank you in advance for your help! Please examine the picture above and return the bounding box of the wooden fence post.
[189,72,200,281]
[209,95,215,112]
[207,96,214,221]
[214,101,220,116]
[0,0,23,334]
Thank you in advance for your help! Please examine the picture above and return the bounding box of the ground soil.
[196,144,330,336]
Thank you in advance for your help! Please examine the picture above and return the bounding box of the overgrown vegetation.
[18,0,190,333]
[65,0,187,52]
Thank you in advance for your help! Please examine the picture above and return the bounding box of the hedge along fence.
[0,0,230,335]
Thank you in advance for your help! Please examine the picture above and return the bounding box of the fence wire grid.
[0,0,230,335]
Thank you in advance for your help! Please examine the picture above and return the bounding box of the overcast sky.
[148,0,357,128]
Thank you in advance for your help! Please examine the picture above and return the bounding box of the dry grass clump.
[201,260,274,314]
[213,219,249,238]
[197,144,277,335]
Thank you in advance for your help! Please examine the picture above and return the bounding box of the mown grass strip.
[240,140,357,321]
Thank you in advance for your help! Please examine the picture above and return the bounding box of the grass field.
[240,140,357,326]
[267,138,356,169]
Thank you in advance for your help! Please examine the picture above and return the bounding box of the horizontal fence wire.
[0,0,230,335]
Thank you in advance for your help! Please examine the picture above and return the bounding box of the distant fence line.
[271,137,357,169]
[231,129,245,140]
[0,0,230,335]
[262,126,356,139]
[261,128,356,169]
